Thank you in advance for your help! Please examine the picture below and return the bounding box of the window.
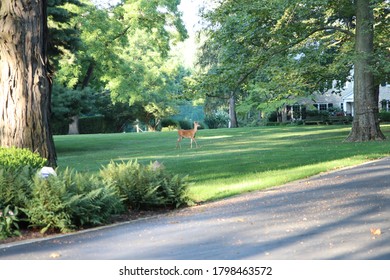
[314,103,333,111]
[381,100,390,112]
[319,104,327,111]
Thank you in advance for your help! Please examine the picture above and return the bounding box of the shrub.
[25,168,123,233]
[178,120,192,130]
[0,205,21,240]
[79,115,106,134]
[379,111,390,122]
[161,118,179,128]
[0,147,47,170]
[204,111,229,129]
[100,160,192,210]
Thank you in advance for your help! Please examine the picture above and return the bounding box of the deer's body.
[176,121,200,148]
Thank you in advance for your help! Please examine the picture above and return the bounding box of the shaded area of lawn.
[55,125,390,202]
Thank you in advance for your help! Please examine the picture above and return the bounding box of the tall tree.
[346,0,385,141]
[53,0,188,133]
[0,0,56,165]
[198,0,389,140]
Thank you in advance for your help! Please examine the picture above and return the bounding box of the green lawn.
[55,125,390,203]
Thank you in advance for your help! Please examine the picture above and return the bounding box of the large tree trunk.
[346,0,385,141]
[0,0,57,166]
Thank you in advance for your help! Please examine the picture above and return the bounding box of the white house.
[284,82,390,121]
[341,82,390,116]
[300,82,389,114]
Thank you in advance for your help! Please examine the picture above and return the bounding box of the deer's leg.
[193,137,198,148]
[176,136,182,148]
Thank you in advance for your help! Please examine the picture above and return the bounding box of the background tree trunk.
[346,0,385,141]
[229,93,238,128]
[68,116,80,135]
[0,0,57,165]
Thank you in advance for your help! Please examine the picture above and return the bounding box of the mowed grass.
[55,125,390,203]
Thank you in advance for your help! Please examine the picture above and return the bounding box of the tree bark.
[68,116,80,135]
[68,61,95,135]
[229,93,238,128]
[346,0,385,141]
[0,0,57,166]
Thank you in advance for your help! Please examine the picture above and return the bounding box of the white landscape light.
[40,166,57,178]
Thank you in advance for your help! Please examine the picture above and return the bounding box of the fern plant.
[25,168,123,233]
[0,166,33,209]
[26,174,72,233]
[100,160,192,210]
[63,169,124,227]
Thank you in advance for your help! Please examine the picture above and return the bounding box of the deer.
[176,121,200,148]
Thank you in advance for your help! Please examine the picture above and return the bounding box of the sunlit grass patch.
[55,124,390,203]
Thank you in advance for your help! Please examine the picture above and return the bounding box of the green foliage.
[47,0,84,67]
[178,120,192,130]
[61,169,123,227]
[204,110,229,129]
[51,83,97,133]
[100,161,192,210]
[25,169,123,233]
[46,0,193,138]
[161,118,179,129]
[78,115,107,134]
[0,205,21,240]
[0,147,47,170]
[26,174,72,233]
[0,147,193,237]
[54,125,390,203]
[379,111,390,122]
[197,0,389,123]
[305,110,329,118]
[0,167,33,210]
[143,102,178,131]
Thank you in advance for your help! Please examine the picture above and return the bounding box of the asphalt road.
[1,158,390,260]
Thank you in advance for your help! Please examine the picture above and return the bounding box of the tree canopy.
[52,0,190,132]
[197,0,389,139]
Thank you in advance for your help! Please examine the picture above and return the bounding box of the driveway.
[1,158,389,260]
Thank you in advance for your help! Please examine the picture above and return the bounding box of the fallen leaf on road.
[50,252,61,258]
[370,228,381,236]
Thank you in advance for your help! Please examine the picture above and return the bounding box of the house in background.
[341,82,390,116]
[285,82,390,121]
